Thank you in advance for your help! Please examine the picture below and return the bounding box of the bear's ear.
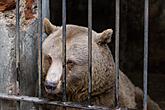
[95,29,113,45]
[43,18,58,35]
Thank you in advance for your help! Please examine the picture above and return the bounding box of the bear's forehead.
[43,37,88,59]
[42,25,98,58]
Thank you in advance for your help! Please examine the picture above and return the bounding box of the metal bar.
[38,0,43,109]
[0,93,111,110]
[16,0,20,109]
[16,0,20,70]
[62,0,67,102]
[143,0,149,110]
[38,0,42,99]
[115,0,120,108]
[16,101,20,110]
[42,0,50,19]
[88,0,92,105]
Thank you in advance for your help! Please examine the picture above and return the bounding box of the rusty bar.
[88,0,92,105]
[0,93,112,110]
[16,0,20,109]
[143,0,149,110]
[115,0,120,108]
[62,0,67,102]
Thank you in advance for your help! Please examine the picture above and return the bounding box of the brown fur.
[42,18,161,110]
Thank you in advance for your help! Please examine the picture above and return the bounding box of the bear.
[42,18,161,110]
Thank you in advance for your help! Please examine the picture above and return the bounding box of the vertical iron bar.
[38,0,42,109]
[62,0,67,102]
[16,0,20,109]
[16,0,20,71]
[115,0,120,108]
[143,0,149,110]
[38,0,42,99]
[88,0,92,105]
[42,0,50,19]
[16,101,20,110]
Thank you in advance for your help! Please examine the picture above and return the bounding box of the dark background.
[49,0,165,108]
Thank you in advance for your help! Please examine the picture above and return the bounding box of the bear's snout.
[44,79,62,95]
[45,80,57,91]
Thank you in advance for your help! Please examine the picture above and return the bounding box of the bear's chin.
[45,87,62,94]
[45,91,63,101]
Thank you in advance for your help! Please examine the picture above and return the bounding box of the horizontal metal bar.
[0,93,112,110]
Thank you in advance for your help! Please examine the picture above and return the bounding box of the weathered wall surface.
[0,11,17,110]
[0,0,15,12]
[0,12,16,94]
[19,20,38,110]
[0,0,39,110]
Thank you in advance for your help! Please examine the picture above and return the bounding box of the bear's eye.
[47,55,52,65]
[67,60,75,70]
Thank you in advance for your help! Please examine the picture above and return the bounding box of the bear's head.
[42,18,115,102]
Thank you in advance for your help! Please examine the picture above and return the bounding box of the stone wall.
[0,11,17,110]
[0,0,15,12]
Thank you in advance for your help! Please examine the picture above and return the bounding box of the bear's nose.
[44,80,57,90]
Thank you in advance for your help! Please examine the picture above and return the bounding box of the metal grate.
[0,0,149,109]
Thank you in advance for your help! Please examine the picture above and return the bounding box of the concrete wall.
[0,12,17,110]
[0,0,50,109]
[0,11,39,110]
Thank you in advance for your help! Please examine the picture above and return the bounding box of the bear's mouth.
[44,80,63,95]
[45,86,62,94]
[45,87,56,94]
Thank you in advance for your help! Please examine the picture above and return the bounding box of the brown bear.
[42,18,161,110]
